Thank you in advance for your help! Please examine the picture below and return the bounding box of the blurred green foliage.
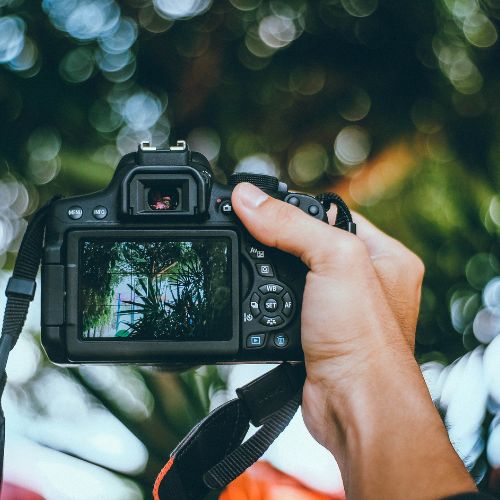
[1,0,500,494]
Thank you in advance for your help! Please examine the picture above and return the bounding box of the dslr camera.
[41,141,335,365]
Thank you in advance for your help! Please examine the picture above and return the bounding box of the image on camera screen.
[79,238,232,341]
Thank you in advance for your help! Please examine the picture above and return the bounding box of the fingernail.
[236,183,269,209]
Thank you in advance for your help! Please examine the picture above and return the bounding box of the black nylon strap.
[203,392,301,489]
[0,201,53,490]
[155,363,306,499]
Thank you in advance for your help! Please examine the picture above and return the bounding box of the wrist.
[304,348,477,499]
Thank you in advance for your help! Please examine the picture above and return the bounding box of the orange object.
[220,461,345,500]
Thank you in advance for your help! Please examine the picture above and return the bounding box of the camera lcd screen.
[79,238,232,341]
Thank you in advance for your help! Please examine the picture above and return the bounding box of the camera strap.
[0,199,56,489]
[153,362,305,499]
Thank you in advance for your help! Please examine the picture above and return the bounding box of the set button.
[264,298,278,312]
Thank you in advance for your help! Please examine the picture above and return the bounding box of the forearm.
[320,350,477,499]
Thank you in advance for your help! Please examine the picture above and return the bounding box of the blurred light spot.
[463,12,497,47]
[9,182,29,216]
[334,126,371,166]
[473,307,500,344]
[0,173,20,210]
[234,154,279,177]
[421,361,445,402]
[79,366,154,421]
[484,276,500,309]
[91,144,121,167]
[433,38,484,94]
[441,349,487,468]
[153,0,212,20]
[258,15,299,49]
[96,48,134,73]
[123,91,165,131]
[445,0,477,19]
[28,128,62,162]
[64,1,120,41]
[5,436,144,500]
[102,57,137,82]
[411,98,444,134]
[338,87,371,121]
[450,291,480,333]
[488,415,500,467]
[289,65,325,96]
[139,5,173,33]
[89,100,123,133]
[116,125,169,155]
[0,16,25,64]
[341,0,378,17]
[60,47,95,83]
[484,334,500,404]
[187,127,221,162]
[28,157,61,185]
[99,17,138,53]
[466,253,499,290]
[245,25,277,58]
[6,335,40,385]
[230,0,261,10]
[7,37,38,73]
[488,195,500,226]
[288,143,328,186]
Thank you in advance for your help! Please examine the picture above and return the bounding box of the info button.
[92,206,108,220]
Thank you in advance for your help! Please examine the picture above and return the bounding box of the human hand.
[232,183,476,499]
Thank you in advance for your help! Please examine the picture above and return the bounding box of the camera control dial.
[228,173,279,193]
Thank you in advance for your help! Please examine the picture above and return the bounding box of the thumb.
[231,182,362,272]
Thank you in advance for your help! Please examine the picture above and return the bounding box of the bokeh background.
[1,0,500,498]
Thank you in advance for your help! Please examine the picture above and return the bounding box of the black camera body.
[41,141,328,365]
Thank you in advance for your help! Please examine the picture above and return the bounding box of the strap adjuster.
[5,277,37,300]
[236,363,305,426]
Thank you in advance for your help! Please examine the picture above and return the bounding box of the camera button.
[308,204,320,216]
[246,334,266,348]
[282,293,293,317]
[250,293,260,317]
[92,206,108,220]
[273,334,289,348]
[259,283,283,294]
[260,315,284,327]
[264,298,278,312]
[220,200,233,214]
[247,245,266,259]
[67,206,83,220]
[256,263,274,277]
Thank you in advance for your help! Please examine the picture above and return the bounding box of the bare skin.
[232,182,477,500]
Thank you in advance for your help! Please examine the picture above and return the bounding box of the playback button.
[246,333,266,348]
